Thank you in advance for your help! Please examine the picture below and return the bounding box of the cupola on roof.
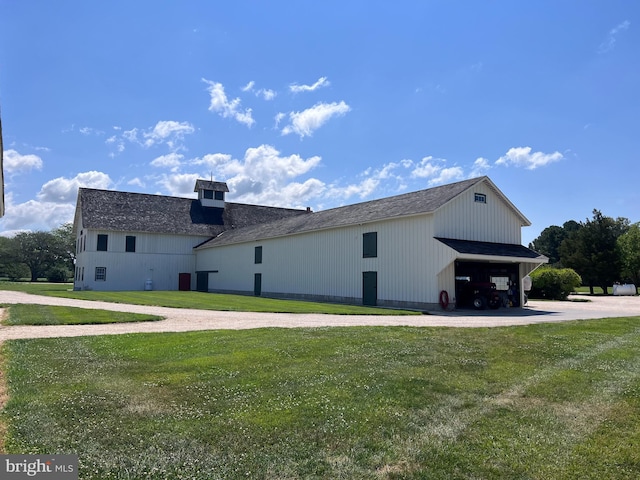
[194,180,229,193]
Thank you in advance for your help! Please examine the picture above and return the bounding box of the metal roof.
[435,237,545,260]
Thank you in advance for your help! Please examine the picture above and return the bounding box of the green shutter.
[97,234,108,251]
[363,232,377,258]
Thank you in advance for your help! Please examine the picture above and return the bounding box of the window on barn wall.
[97,234,108,251]
[215,191,224,200]
[363,232,378,258]
[474,193,487,204]
[203,190,214,199]
[126,235,136,253]
[95,267,106,281]
[255,246,263,264]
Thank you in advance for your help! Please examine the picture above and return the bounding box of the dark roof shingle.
[198,177,488,248]
[77,188,307,236]
[194,180,229,192]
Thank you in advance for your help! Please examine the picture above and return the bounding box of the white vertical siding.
[74,229,209,291]
[195,184,534,308]
[434,183,523,244]
[197,213,456,306]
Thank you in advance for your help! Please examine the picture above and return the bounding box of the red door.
[178,273,191,291]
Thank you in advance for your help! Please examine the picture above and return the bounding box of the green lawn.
[574,286,613,295]
[0,282,419,315]
[2,304,163,325]
[2,319,640,479]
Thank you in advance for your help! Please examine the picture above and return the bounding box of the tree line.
[0,223,75,282]
[529,209,640,294]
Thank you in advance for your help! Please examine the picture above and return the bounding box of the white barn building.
[73,176,547,310]
[72,180,308,292]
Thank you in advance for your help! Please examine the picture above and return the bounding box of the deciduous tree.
[560,210,629,294]
[618,223,640,293]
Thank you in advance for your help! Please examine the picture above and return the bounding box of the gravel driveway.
[0,290,639,341]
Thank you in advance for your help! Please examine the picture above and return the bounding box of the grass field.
[2,318,640,479]
[2,304,163,326]
[0,282,419,315]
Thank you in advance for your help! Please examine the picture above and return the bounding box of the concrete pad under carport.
[428,294,640,327]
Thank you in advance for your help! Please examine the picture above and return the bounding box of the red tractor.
[459,281,502,310]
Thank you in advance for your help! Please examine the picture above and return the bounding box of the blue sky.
[1,1,638,246]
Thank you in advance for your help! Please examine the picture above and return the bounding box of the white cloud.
[0,172,112,233]
[409,156,464,185]
[281,101,350,138]
[202,79,255,127]
[0,196,76,233]
[327,177,380,201]
[79,126,104,136]
[258,88,276,100]
[495,146,563,169]
[274,112,286,129]
[192,153,233,170]
[105,135,125,155]
[327,161,412,201]
[38,171,113,203]
[428,167,464,186]
[143,121,195,148]
[107,121,194,154]
[278,179,326,207]
[4,149,43,174]
[410,156,444,178]
[290,76,330,93]
[157,173,200,197]
[241,81,276,101]
[150,153,184,169]
[127,178,145,188]
[470,157,491,177]
[242,144,321,180]
[598,20,630,53]
[123,128,139,142]
[188,144,324,207]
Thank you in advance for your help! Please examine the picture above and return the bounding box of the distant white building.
[73,176,547,309]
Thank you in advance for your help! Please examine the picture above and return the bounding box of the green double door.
[363,271,377,306]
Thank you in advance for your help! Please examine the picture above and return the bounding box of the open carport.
[436,238,548,309]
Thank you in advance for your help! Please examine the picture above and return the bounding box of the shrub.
[46,266,72,283]
[529,266,582,300]
[2,262,31,281]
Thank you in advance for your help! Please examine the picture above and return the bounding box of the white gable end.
[434,180,525,244]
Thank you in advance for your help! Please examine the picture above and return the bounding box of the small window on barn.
[255,246,263,264]
[214,191,225,201]
[126,236,136,253]
[363,232,378,258]
[203,190,214,199]
[95,267,107,281]
[97,234,108,251]
[474,193,487,204]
